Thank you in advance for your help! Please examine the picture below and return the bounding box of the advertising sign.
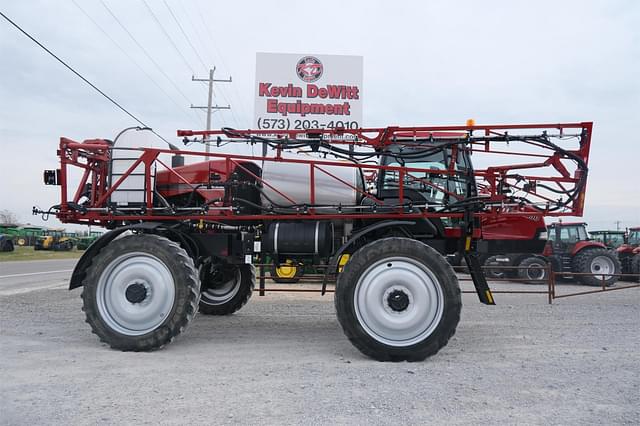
[254,53,363,131]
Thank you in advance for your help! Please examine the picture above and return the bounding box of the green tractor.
[76,231,103,250]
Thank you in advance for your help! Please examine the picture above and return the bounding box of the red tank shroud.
[155,160,229,204]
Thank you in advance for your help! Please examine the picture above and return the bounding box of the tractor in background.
[76,231,104,250]
[617,227,640,282]
[270,259,304,283]
[518,222,620,286]
[589,230,627,249]
[34,229,74,251]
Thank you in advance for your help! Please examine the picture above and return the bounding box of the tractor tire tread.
[572,247,621,287]
[335,237,461,362]
[199,264,255,315]
[517,256,548,284]
[81,234,200,351]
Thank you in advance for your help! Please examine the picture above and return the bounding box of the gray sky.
[1,0,638,231]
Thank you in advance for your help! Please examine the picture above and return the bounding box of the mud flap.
[464,252,496,305]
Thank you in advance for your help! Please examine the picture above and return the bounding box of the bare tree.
[0,209,19,225]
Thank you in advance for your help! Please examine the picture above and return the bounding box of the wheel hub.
[590,255,615,275]
[96,252,176,336]
[354,258,444,347]
[387,289,410,312]
[125,282,148,304]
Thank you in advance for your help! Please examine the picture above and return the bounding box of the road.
[0,259,78,296]
[0,261,638,425]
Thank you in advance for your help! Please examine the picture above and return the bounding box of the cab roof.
[548,222,587,227]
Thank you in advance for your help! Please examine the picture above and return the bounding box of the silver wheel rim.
[590,255,615,275]
[201,268,241,306]
[526,262,546,280]
[354,257,444,347]
[96,252,176,336]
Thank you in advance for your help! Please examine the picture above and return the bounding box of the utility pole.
[614,220,622,231]
[191,67,231,153]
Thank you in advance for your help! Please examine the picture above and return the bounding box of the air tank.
[260,159,364,208]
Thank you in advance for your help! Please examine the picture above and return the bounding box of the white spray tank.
[109,127,159,206]
[260,152,364,209]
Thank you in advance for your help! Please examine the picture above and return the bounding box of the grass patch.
[0,246,83,262]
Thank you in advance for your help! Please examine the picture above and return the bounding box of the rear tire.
[517,257,548,283]
[572,248,621,287]
[0,239,13,252]
[199,262,255,315]
[81,234,200,351]
[483,255,508,279]
[335,237,461,362]
[631,254,640,283]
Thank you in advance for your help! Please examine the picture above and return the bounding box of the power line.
[71,0,198,127]
[192,0,251,127]
[141,0,196,75]
[99,0,202,125]
[162,0,208,71]
[175,1,213,64]
[0,9,173,146]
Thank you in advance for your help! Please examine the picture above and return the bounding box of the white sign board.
[254,53,363,131]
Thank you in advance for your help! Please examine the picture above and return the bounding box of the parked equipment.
[37,122,595,360]
[518,222,620,286]
[34,230,74,251]
[589,230,627,249]
[617,227,640,281]
[270,259,304,283]
[76,231,103,250]
[0,234,14,252]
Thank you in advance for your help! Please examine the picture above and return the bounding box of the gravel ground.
[0,280,638,425]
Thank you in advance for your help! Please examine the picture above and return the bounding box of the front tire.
[81,234,200,351]
[573,248,621,287]
[335,237,461,362]
[199,262,255,315]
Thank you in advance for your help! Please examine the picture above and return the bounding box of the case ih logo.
[296,56,323,83]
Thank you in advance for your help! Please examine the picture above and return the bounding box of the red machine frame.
[52,122,593,227]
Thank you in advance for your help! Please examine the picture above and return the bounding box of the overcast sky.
[0,0,638,231]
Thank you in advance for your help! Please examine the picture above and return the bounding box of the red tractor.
[518,222,621,286]
[477,208,547,279]
[36,122,593,361]
[617,227,640,281]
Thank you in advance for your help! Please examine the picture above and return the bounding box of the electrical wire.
[0,9,173,147]
[98,0,203,126]
[191,0,251,126]
[162,0,208,71]
[141,0,196,75]
[71,0,198,127]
